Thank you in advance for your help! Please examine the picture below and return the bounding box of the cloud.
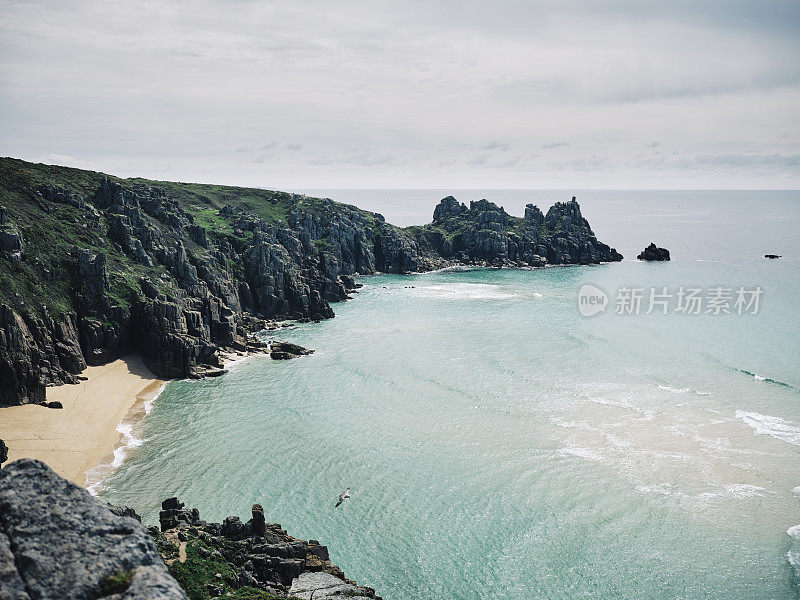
[0,0,797,187]
[482,141,509,151]
[634,152,800,173]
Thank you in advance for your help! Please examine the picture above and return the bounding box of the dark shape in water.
[637,243,671,261]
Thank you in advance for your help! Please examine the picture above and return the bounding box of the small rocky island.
[637,243,671,261]
[0,459,380,600]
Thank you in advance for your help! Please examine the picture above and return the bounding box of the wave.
[85,382,167,496]
[657,385,690,394]
[415,283,517,300]
[731,368,795,390]
[735,410,800,447]
[557,446,605,462]
[788,524,800,540]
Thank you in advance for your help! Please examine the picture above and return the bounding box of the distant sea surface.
[103,190,800,599]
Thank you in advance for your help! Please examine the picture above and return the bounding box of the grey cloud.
[482,141,509,151]
[635,153,800,172]
[0,0,797,188]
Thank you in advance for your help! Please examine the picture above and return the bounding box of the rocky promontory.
[0,459,380,600]
[637,243,670,261]
[0,157,622,405]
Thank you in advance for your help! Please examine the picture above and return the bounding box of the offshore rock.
[637,243,671,261]
[0,459,187,599]
[270,340,314,360]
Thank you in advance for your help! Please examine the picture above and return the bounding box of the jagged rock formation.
[637,243,671,261]
[412,196,622,267]
[269,340,314,360]
[0,459,187,599]
[0,157,622,405]
[155,498,380,598]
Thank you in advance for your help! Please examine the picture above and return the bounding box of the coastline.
[0,355,164,488]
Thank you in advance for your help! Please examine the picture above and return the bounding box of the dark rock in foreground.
[155,497,380,599]
[0,459,187,599]
[637,243,671,261]
[0,439,6,466]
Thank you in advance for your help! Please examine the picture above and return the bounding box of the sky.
[1,0,799,189]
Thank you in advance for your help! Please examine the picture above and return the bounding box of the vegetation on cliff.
[0,157,621,405]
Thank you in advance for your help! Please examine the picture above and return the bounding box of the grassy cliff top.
[0,157,378,319]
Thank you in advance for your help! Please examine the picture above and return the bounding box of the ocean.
[101,190,800,599]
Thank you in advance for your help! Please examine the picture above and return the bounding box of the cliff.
[0,157,622,404]
[0,459,379,600]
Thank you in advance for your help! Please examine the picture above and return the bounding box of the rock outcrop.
[413,196,622,267]
[637,243,671,261]
[269,340,314,360]
[0,459,187,599]
[153,497,380,599]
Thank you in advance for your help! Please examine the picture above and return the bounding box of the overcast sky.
[1,0,799,189]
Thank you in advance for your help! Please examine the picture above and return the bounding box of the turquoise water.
[103,191,800,599]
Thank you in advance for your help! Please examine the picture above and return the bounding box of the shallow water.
[103,191,800,599]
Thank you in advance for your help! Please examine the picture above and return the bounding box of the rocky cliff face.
[154,497,380,599]
[0,459,187,599]
[414,196,623,267]
[0,459,378,600]
[0,157,621,405]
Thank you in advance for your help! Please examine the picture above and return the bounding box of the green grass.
[167,539,238,600]
[0,156,391,321]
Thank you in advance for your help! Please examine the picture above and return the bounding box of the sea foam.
[735,411,800,447]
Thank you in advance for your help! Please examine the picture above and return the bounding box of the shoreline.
[0,355,164,488]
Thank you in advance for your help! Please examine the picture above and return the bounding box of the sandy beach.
[0,355,164,487]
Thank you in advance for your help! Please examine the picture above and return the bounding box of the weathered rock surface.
[414,196,623,267]
[0,459,187,599]
[270,340,314,360]
[637,243,671,261]
[154,498,380,599]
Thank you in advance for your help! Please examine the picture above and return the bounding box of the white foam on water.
[658,385,690,394]
[735,410,800,447]
[557,447,605,462]
[415,283,517,300]
[788,524,800,540]
[753,374,766,381]
[725,484,766,498]
[793,486,800,495]
[85,383,167,496]
[788,550,800,569]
